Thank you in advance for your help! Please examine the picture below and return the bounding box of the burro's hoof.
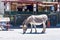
[41,31,45,33]
[23,32,25,34]
[35,32,37,33]
[30,31,32,33]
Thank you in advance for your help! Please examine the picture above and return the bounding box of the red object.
[6,23,10,30]
[47,21,50,27]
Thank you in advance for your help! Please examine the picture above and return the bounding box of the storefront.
[2,1,38,26]
[38,2,58,12]
[2,1,60,28]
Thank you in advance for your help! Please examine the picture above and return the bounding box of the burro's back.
[28,14,48,23]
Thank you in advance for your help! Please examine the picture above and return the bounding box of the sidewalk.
[0,28,60,40]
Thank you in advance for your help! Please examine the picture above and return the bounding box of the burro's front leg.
[42,22,46,33]
[30,24,33,33]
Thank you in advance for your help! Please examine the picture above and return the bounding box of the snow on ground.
[0,28,60,40]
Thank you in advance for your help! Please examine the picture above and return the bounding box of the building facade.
[0,0,4,15]
[0,0,60,27]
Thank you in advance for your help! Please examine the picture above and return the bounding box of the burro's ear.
[24,25,27,27]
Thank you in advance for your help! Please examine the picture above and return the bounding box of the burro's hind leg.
[41,22,46,33]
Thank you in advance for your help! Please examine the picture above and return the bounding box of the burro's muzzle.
[22,25,27,34]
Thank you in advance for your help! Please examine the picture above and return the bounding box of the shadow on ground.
[21,32,46,34]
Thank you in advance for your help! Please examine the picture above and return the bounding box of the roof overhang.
[2,0,43,4]
[38,4,53,7]
[43,2,58,4]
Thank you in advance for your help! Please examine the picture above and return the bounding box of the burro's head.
[22,24,27,34]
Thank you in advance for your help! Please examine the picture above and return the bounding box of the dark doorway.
[27,5,33,11]
[17,6,23,11]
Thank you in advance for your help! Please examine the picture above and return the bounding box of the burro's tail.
[46,15,48,21]
[45,15,50,27]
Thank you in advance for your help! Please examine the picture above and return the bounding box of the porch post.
[33,4,37,14]
[0,0,4,15]
[5,2,10,11]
